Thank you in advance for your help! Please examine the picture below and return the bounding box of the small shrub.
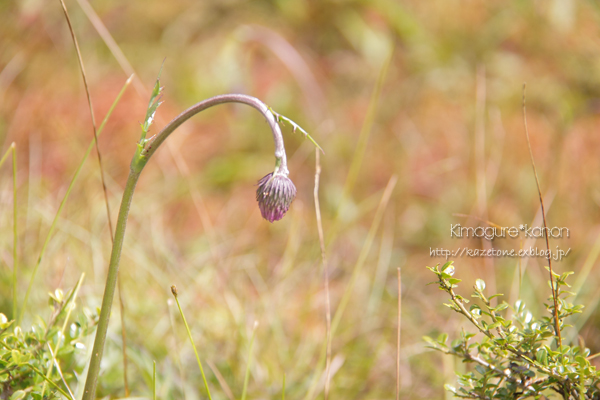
[0,280,96,400]
[425,261,599,399]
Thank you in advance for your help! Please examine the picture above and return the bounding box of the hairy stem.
[82,94,288,400]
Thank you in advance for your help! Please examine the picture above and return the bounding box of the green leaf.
[488,322,501,330]
[544,266,560,278]
[11,349,21,364]
[269,108,324,153]
[575,356,588,367]
[437,333,448,344]
[443,303,458,311]
[140,63,165,141]
[455,295,469,303]
[9,390,26,400]
[441,261,454,272]
[536,348,548,365]
[423,336,438,347]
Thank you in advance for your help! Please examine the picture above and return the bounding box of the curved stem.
[141,94,288,175]
[82,94,288,400]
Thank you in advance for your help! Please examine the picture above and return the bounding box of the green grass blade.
[325,47,393,246]
[11,144,17,320]
[340,48,392,202]
[19,75,132,323]
[0,144,18,320]
[0,144,12,168]
[282,373,286,400]
[171,286,213,400]
[153,360,157,400]
[46,344,76,400]
[269,109,324,154]
[241,321,258,400]
[12,145,17,320]
[28,363,75,400]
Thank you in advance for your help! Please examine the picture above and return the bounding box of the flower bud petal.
[256,172,297,222]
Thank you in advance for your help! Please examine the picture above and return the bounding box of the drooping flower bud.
[256,172,297,222]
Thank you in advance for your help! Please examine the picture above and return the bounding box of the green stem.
[82,94,290,400]
[82,169,140,399]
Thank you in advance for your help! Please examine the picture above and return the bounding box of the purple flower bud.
[256,172,297,222]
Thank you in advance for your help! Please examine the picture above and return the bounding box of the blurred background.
[2,0,600,398]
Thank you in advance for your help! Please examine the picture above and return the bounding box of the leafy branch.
[425,262,595,399]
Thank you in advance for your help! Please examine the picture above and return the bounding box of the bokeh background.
[2,0,600,398]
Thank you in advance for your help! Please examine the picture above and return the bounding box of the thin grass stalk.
[28,364,74,400]
[0,143,13,168]
[474,65,497,299]
[282,373,286,400]
[168,299,187,399]
[313,149,332,400]
[19,76,131,322]
[396,267,401,400]
[522,84,562,347]
[0,144,18,320]
[57,0,113,239]
[241,321,258,400]
[47,344,76,400]
[206,359,235,400]
[11,144,16,319]
[75,0,146,96]
[171,286,213,400]
[153,360,157,400]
